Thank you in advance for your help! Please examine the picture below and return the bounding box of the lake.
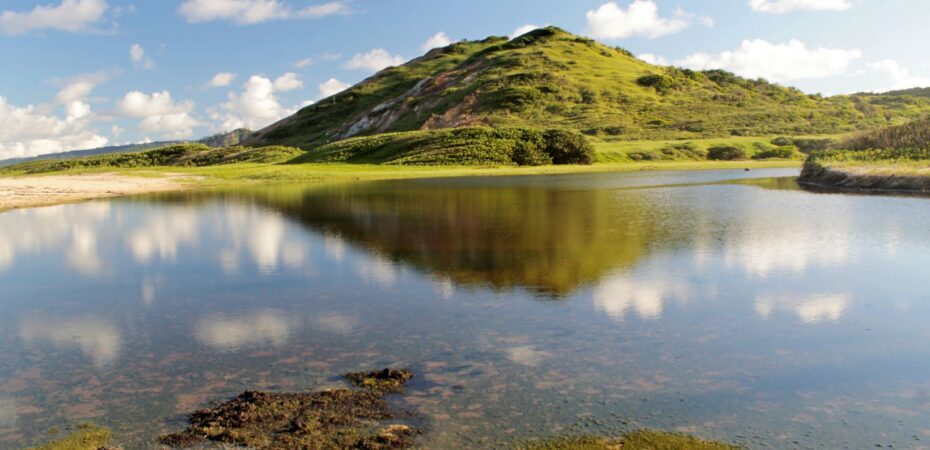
[1,168,929,449]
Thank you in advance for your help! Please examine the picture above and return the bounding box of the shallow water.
[2,168,930,449]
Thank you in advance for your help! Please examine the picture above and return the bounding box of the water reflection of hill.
[258,181,661,296]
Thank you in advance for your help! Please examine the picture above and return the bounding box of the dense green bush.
[707,145,747,161]
[793,138,835,153]
[636,74,677,93]
[752,146,801,160]
[543,129,595,164]
[628,143,706,162]
[770,137,793,146]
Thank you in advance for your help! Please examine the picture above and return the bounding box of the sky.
[1,0,929,160]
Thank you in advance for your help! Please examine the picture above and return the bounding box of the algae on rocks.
[159,368,416,450]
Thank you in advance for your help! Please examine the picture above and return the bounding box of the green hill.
[253,27,930,149]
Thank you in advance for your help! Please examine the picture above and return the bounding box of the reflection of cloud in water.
[592,272,689,321]
[195,310,298,351]
[505,345,551,367]
[0,398,15,427]
[755,293,851,324]
[19,316,122,367]
[355,255,397,288]
[433,276,455,300]
[315,313,357,334]
[141,277,160,305]
[66,226,103,275]
[324,234,346,263]
[0,202,111,274]
[722,212,850,278]
[217,206,308,274]
[128,208,199,264]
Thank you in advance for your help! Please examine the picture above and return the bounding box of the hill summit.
[254,27,930,149]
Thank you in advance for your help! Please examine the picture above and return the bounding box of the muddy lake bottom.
[1,168,930,449]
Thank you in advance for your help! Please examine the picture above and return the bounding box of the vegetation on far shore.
[800,116,930,190]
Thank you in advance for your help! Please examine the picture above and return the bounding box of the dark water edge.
[2,168,930,449]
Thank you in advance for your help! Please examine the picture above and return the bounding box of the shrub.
[543,130,595,164]
[636,74,677,93]
[793,138,835,153]
[752,146,801,160]
[771,137,793,146]
[707,145,747,161]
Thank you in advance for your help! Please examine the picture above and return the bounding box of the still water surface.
[1,169,930,449]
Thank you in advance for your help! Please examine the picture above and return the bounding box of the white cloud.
[749,0,851,14]
[638,53,669,66]
[344,49,406,72]
[207,72,236,88]
[0,96,108,160]
[210,74,298,130]
[421,32,452,52]
[586,1,690,40]
[510,24,544,39]
[272,72,303,92]
[678,39,861,82]
[54,72,108,104]
[869,59,930,92]
[117,90,200,138]
[321,52,341,61]
[130,44,155,70]
[318,78,351,98]
[178,0,349,25]
[0,0,108,35]
[294,57,313,68]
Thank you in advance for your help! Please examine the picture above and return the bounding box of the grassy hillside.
[1,143,302,175]
[254,27,930,149]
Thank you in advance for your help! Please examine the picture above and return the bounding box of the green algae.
[28,425,112,450]
[515,430,741,450]
[159,369,416,449]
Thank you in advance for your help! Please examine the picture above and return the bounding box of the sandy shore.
[0,173,195,211]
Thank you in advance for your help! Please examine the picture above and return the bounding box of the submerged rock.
[159,368,416,450]
[346,368,414,393]
[514,430,741,450]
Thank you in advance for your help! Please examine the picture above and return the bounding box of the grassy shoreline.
[0,160,800,212]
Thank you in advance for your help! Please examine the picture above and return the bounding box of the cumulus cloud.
[0,0,109,35]
[421,32,452,52]
[178,0,349,25]
[344,49,406,72]
[210,74,301,130]
[272,72,303,92]
[0,96,108,160]
[869,59,930,92]
[117,90,200,138]
[130,44,155,70]
[749,0,852,14]
[638,53,669,66]
[586,1,691,39]
[54,71,109,104]
[207,72,236,88]
[318,78,351,98]
[678,39,861,82]
[294,57,313,68]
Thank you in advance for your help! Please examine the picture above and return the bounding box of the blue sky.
[1,0,928,159]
